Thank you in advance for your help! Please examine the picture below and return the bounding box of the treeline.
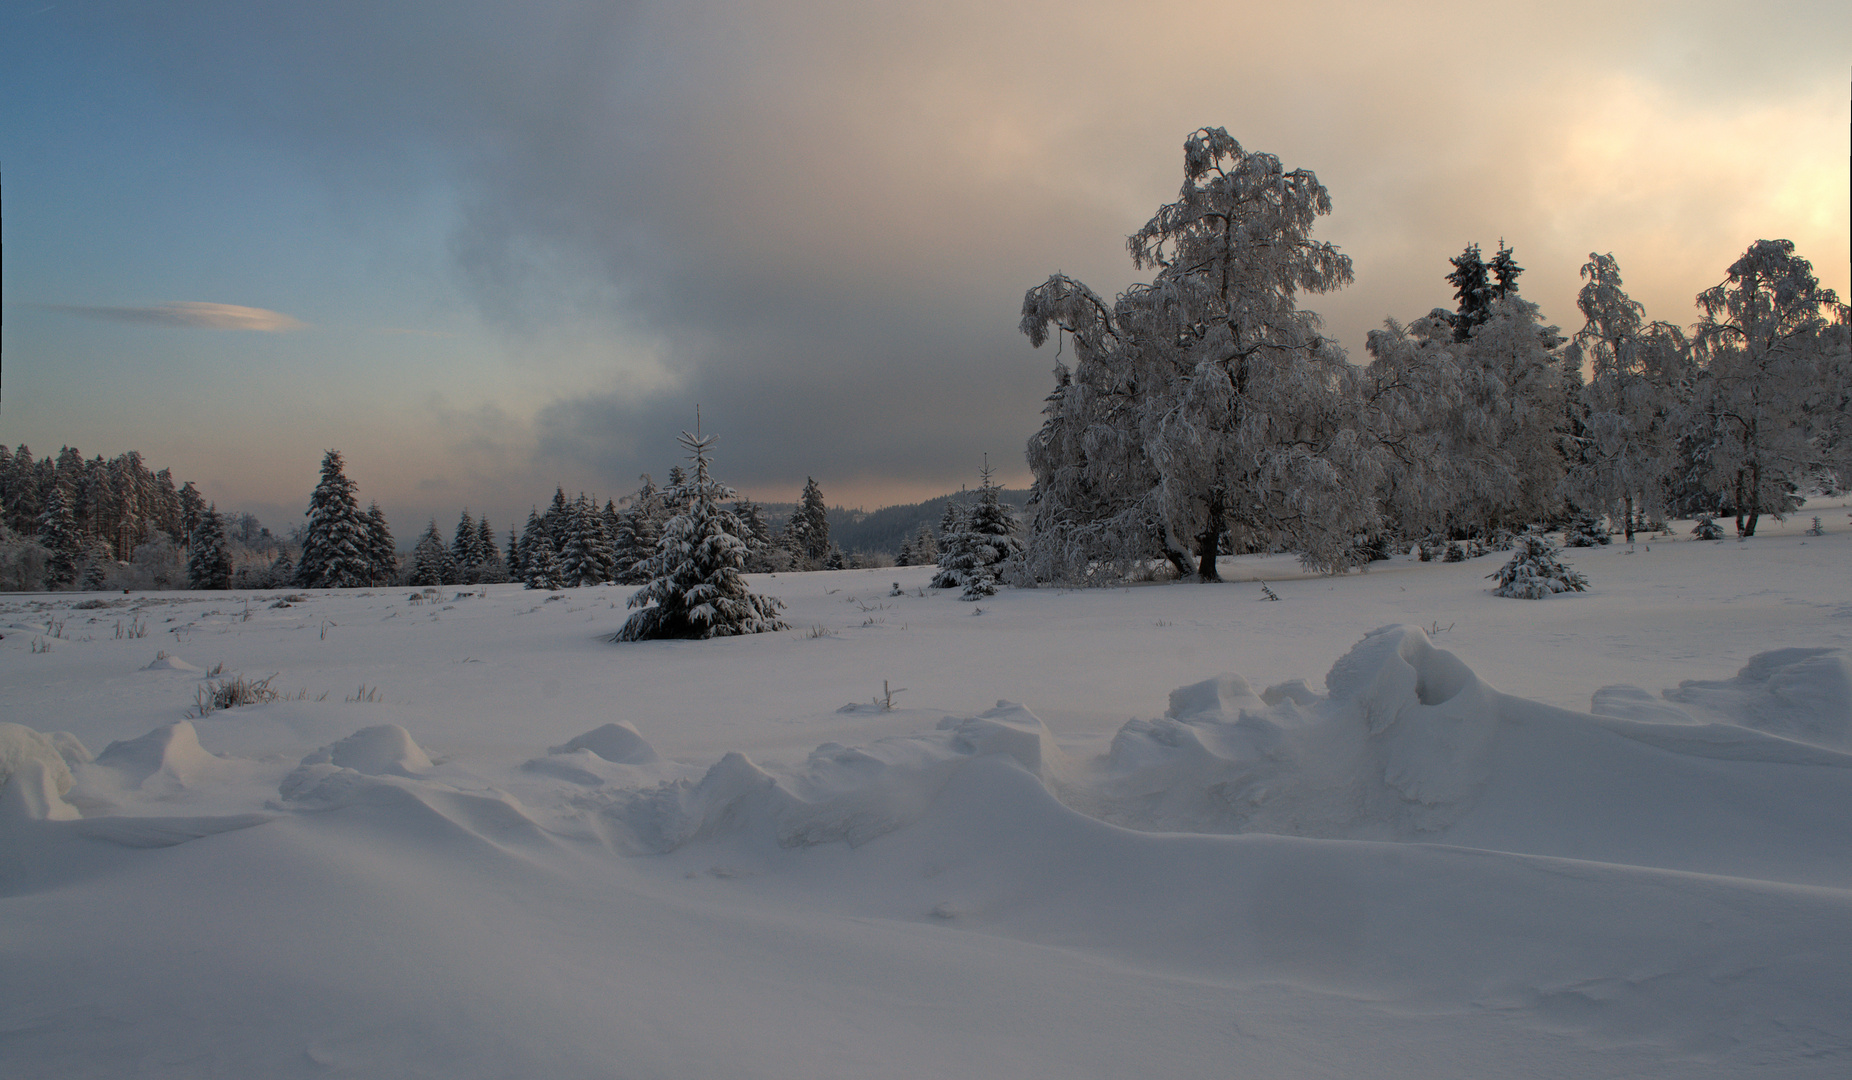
[499,474,873,590]
[0,445,290,591]
[1016,128,1851,584]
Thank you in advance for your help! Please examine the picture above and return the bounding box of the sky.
[2,0,1846,538]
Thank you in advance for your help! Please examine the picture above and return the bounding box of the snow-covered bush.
[1692,516,1725,541]
[1487,531,1588,598]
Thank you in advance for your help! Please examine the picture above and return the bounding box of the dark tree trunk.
[1623,495,1635,544]
[1193,491,1228,582]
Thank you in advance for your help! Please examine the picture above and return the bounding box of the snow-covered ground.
[4,503,1851,1079]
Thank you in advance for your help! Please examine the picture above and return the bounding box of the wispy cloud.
[38,302,306,331]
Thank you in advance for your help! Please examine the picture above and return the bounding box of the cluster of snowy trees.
[1017,128,1851,585]
[508,471,852,591]
[290,451,398,590]
[0,445,289,591]
[408,511,506,587]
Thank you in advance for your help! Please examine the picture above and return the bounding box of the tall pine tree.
[296,450,372,589]
[37,486,81,590]
[186,504,233,590]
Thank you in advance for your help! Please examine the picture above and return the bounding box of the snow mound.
[0,759,81,822]
[547,721,659,764]
[1663,647,1852,749]
[1096,624,1502,837]
[597,702,1056,853]
[92,721,226,790]
[141,653,202,672]
[279,724,432,802]
[304,723,432,776]
[0,722,76,797]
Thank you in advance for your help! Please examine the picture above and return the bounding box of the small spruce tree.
[934,462,1023,599]
[1488,530,1588,598]
[616,424,787,641]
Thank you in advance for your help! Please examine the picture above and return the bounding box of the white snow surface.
[3,503,1851,1078]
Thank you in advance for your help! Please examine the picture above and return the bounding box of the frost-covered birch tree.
[1561,254,1688,541]
[1019,129,1379,583]
[1688,240,1846,536]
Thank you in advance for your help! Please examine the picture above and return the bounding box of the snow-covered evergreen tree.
[36,486,81,589]
[544,488,571,552]
[557,494,615,587]
[409,520,455,587]
[1019,128,1379,583]
[296,450,372,589]
[177,480,206,548]
[186,503,233,589]
[452,510,482,579]
[616,426,787,642]
[1488,530,1588,598]
[505,525,523,580]
[789,477,830,566]
[475,517,504,582]
[364,502,397,585]
[932,465,1024,598]
[520,509,556,589]
[1443,244,1493,342]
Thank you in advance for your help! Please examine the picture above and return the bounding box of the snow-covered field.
[4,504,1851,1079]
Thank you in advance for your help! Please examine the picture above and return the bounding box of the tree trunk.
[1195,531,1221,582]
[1623,495,1635,544]
[1195,492,1226,582]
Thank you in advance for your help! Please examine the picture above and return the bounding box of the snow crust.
[3,509,1851,1078]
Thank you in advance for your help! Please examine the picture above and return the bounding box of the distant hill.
[748,489,1031,556]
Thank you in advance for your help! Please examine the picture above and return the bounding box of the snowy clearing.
[3,502,1851,1079]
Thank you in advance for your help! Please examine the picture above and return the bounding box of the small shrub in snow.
[1442,542,1466,563]
[1805,516,1823,536]
[190,674,279,718]
[1487,531,1588,598]
[1692,516,1725,541]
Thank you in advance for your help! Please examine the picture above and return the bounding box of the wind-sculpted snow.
[5,594,1852,1078]
[1087,625,1507,838]
[590,703,1058,853]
